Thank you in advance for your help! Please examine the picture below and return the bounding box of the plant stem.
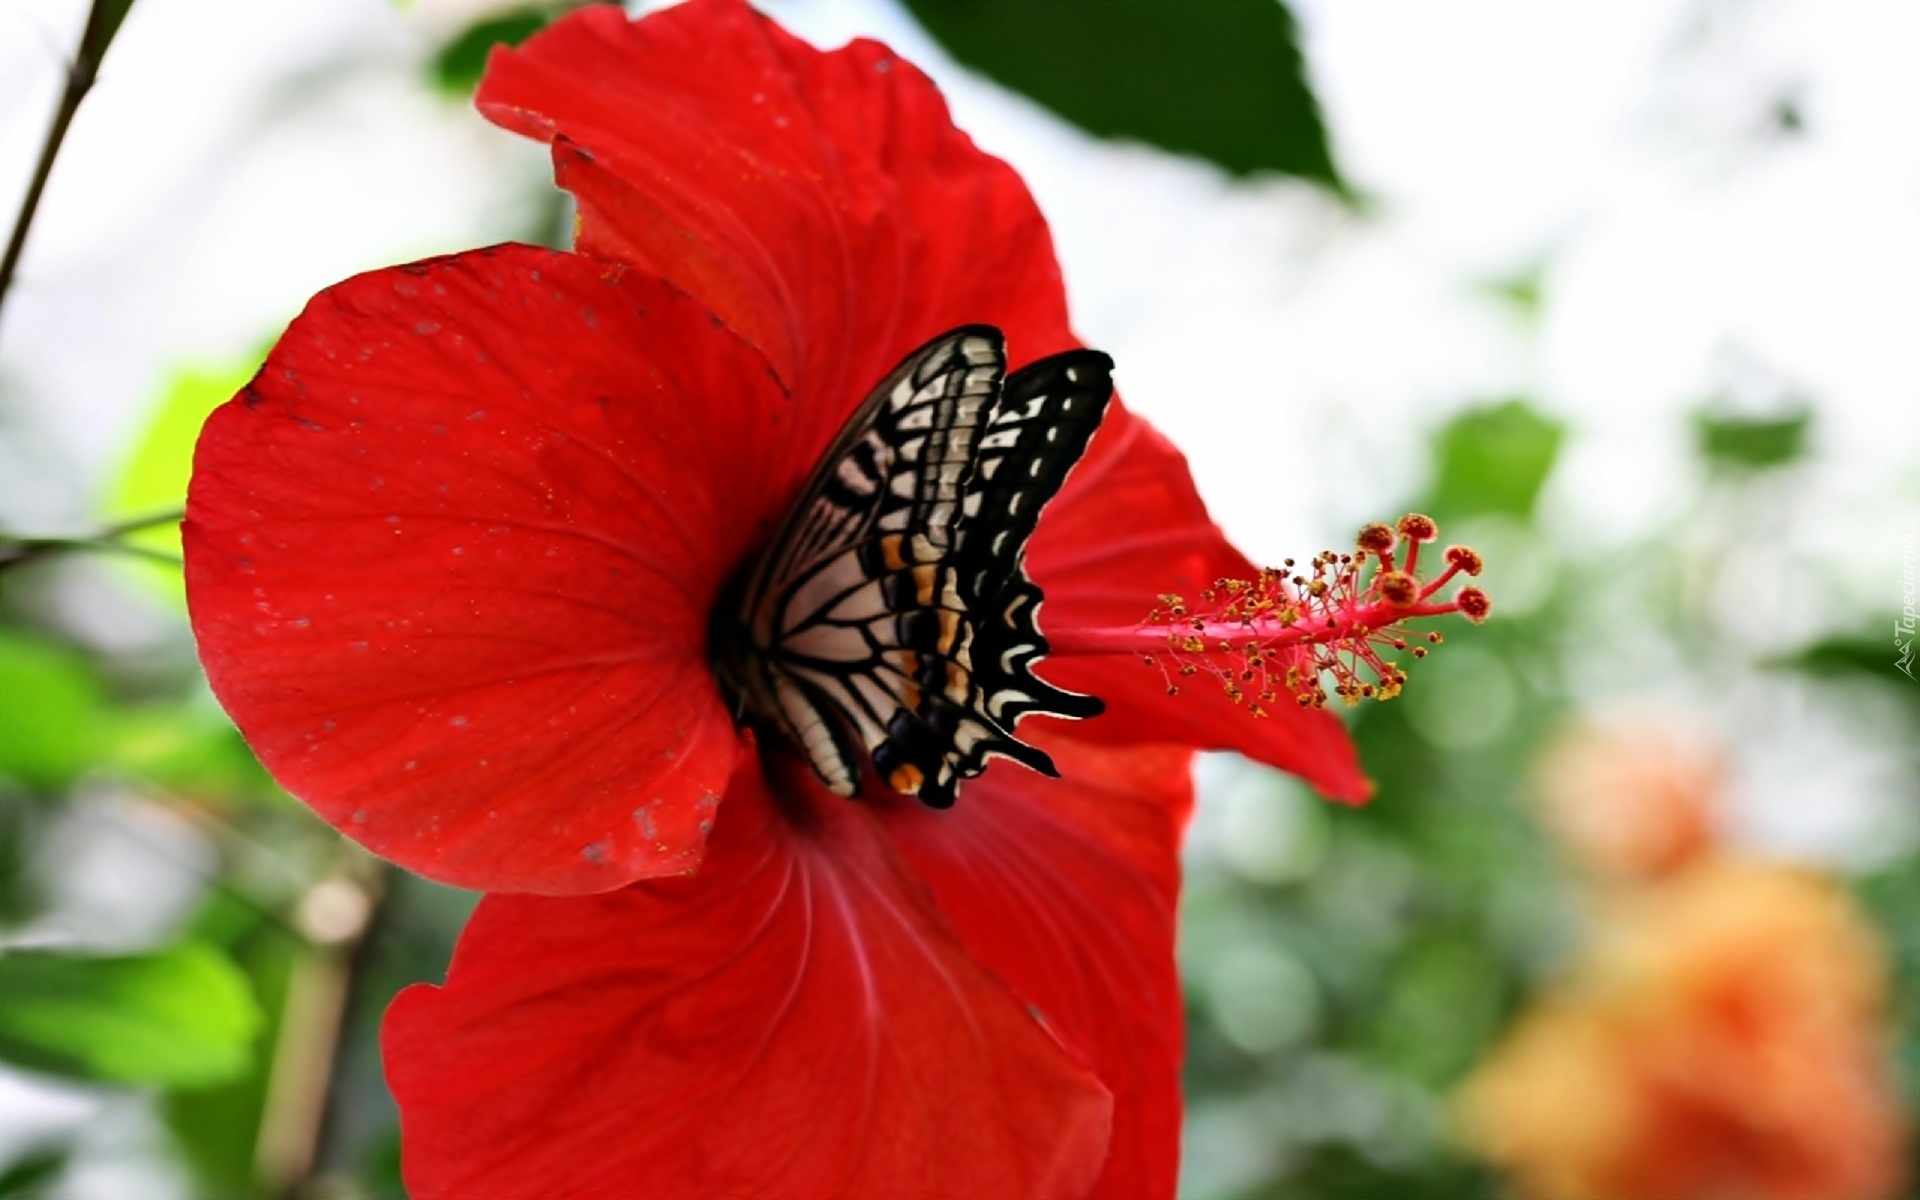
[256,857,389,1200]
[0,537,181,568]
[0,509,185,573]
[100,507,188,537]
[0,0,139,340]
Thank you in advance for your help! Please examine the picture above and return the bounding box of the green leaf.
[431,7,551,96]
[162,894,304,1198]
[901,0,1341,185]
[0,943,261,1088]
[0,632,106,792]
[105,358,259,600]
[1693,409,1812,470]
[1774,632,1920,706]
[1426,400,1564,522]
[103,701,283,807]
[0,1143,69,1200]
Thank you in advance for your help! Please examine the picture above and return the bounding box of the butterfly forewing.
[728,326,1111,808]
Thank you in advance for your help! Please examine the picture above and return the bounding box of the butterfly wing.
[955,349,1113,732]
[734,326,1002,795]
[732,327,1112,808]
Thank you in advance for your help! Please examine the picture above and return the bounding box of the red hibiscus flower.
[181,3,1486,1196]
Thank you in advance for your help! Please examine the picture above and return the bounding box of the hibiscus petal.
[384,758,1113,1200]
[186,245,798,893]
[1032,405,1370,802]
[479,0,1073,468]
[476,0,1367,801]
[879,732,1195,1200]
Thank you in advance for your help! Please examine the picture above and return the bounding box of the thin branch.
[256,856,390,1200]
[0,0,138,339]
[0,509,184,573]
[99,507,187,538]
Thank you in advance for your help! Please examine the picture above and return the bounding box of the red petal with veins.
[482,2,1365,801]
[1032,408,1370,802]
[880,732,1195,1199]
[384,755,1113,1200]
[479,0,1074,488]
[185,246,798,893]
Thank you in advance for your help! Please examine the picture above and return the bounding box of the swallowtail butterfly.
[713,326,1112,809]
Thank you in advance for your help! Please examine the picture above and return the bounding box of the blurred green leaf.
[431,7,550,96]
[357,1125,406,1199]
[106,358,257,600]
[1427,400,1564,522]
[1693,409,1811,470]
[104,701,282,807]
[1478,260,1547,319]
[1774,632,1920,708]
[1358,935,1506,1085]
[0,632,106,792]
[1267,1146,1496,1200]
[0,943,260,1087]
[0,1143,68,1200]
[163,893,303,1198]
[1854,855,1920,1117]
[1789,635,1888,676]
[901,0,1341,185]
[0,797,37,926]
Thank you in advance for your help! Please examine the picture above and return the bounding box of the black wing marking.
[729,327,1113,809]
[957,349,1112,732]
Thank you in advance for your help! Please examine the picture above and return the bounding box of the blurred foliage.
[1857,852,1920,1182]
[430,6,552,96]
[901,0,1342,187]
[1693,407,1813,471]
[158,891,303,1200]
[0,1143,69,1200]
[0,943,259,1087]
[1180,390,1917,1198]
[0,626,280,803]
[1182,401,1576,1199]
[1425,399,1564,523]
[108,361,250,543]
[103,702,283,806]
[106,357,260,600]
[0,632,107,793]
[1780,631,1920,708]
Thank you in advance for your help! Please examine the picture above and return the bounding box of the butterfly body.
[714,327,1111,808]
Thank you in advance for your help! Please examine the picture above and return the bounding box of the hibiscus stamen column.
[1047,514,1490,715]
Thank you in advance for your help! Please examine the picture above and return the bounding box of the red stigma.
[1057,515,1493,712]
[1445,545,1484,576]
[1457,587,1492,623]
[1357,523,1396,555]
[1377,571,1419,607]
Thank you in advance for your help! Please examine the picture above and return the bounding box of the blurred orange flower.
[1458,860,1908,1200]
[1535,719,1722,880]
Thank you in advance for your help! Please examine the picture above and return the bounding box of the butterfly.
[714,326,1113,809]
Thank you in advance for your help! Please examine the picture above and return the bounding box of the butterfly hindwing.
[731,326,1112,808]
[959,350,1113,733]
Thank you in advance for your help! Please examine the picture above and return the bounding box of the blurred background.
[1,0,1916,1197]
